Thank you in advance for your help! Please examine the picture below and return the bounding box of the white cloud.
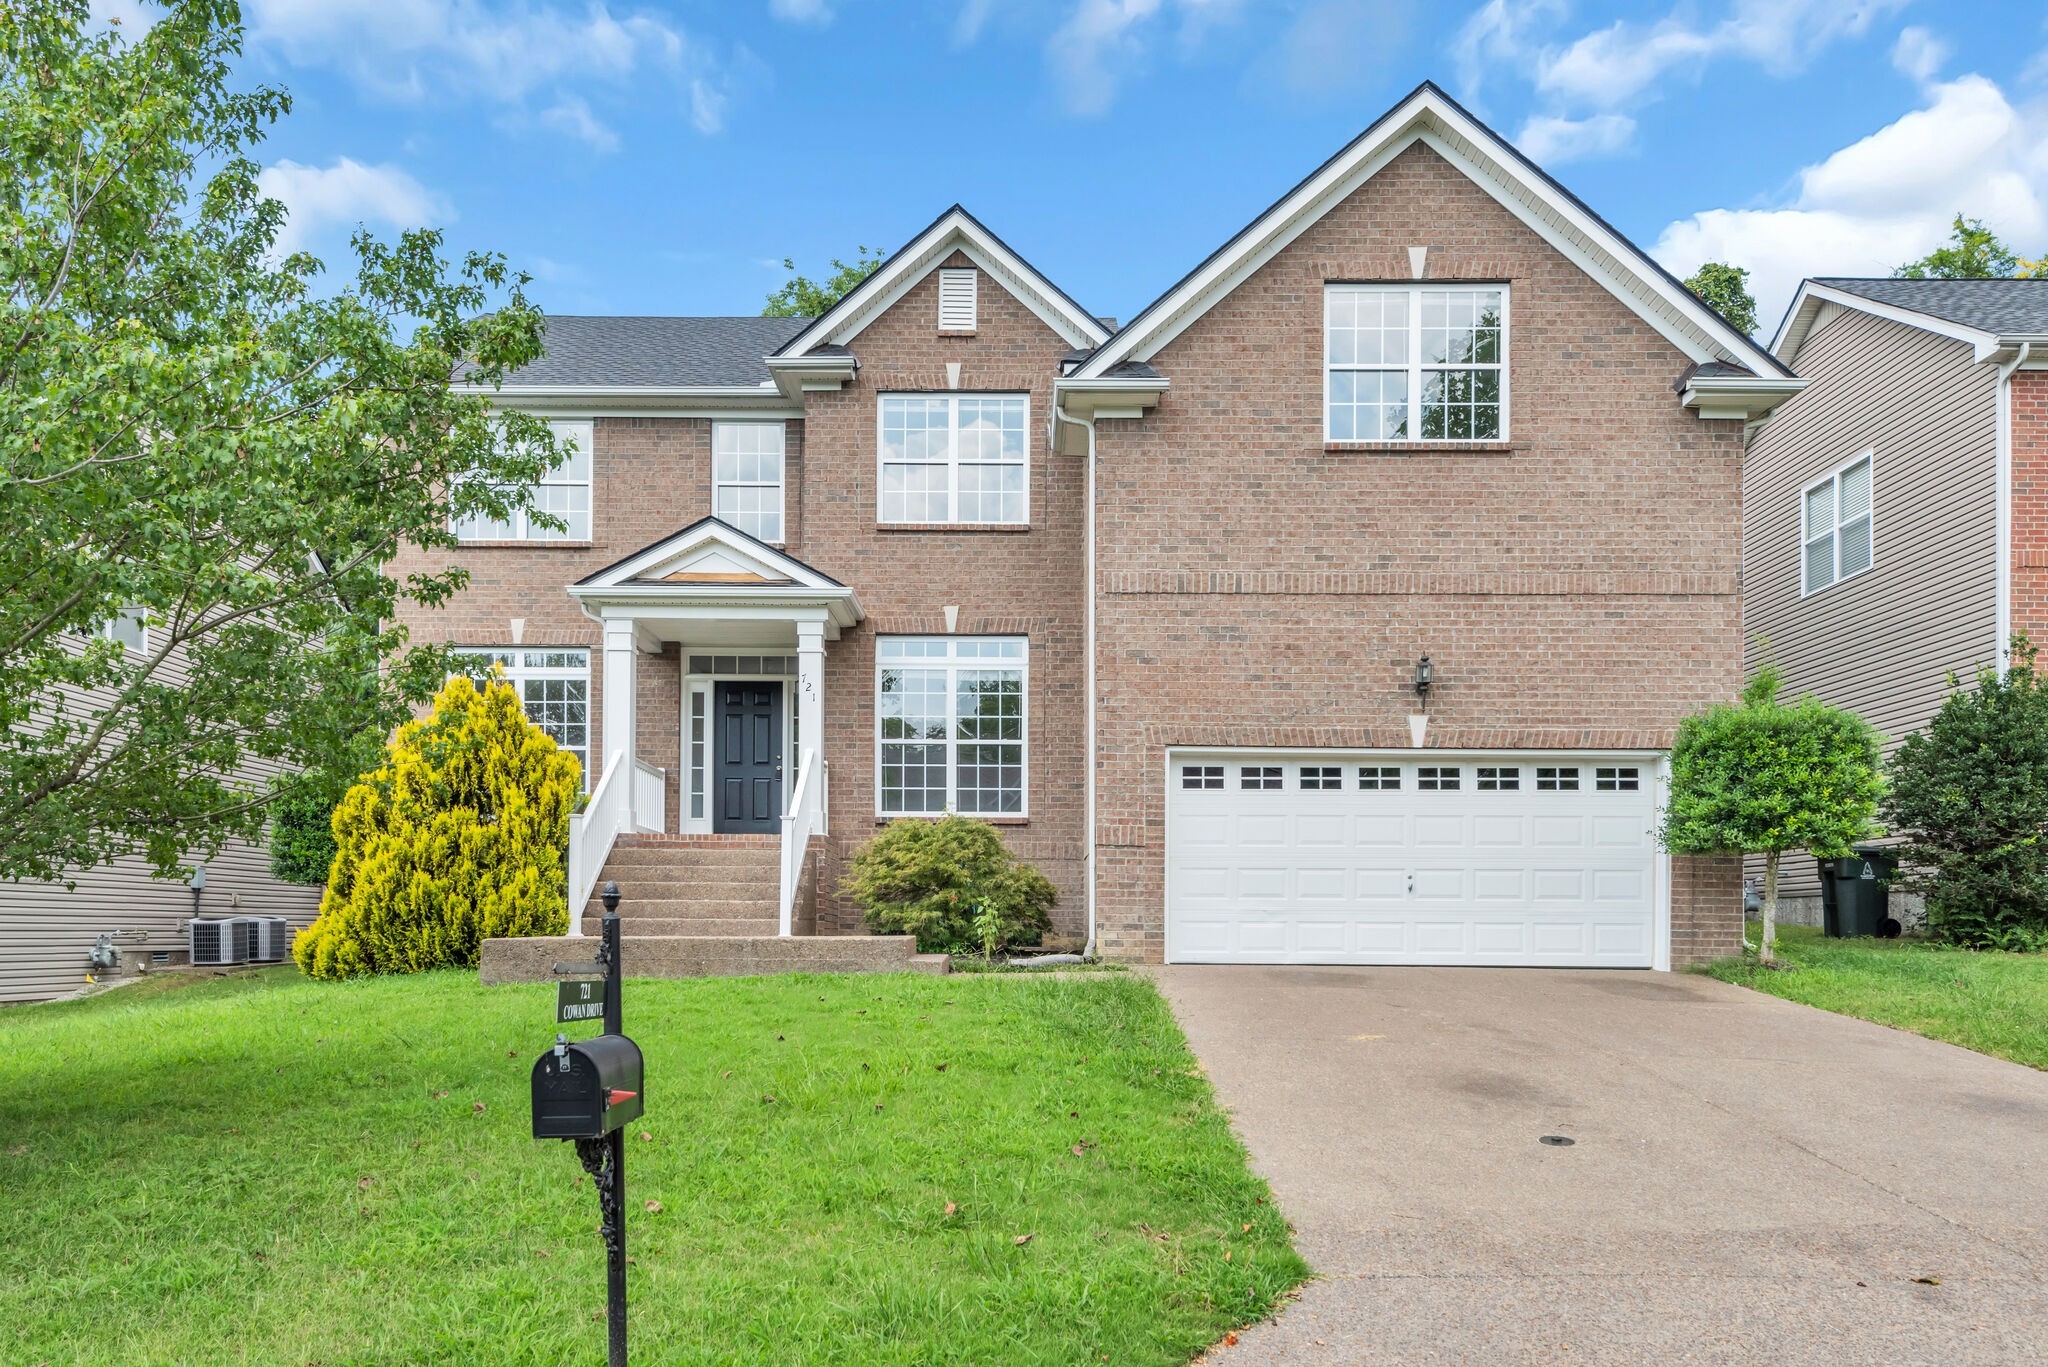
[953,0,998,46]
[1891,26,1948,83]
[1515,111,1634,163]
[1048,0,1164,117]
[1256,0,1412,98]
[688,78,727,136]
[539,95,619,152]
[1453,0,1565,98]
[768,0,833,23]
[256,157,450,257]
[1655,74,2048,334]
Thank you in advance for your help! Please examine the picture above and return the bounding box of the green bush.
[1887,636,2048,950]
[292,675,580,980]
[842,815,1056,955]
[268,735,384,886]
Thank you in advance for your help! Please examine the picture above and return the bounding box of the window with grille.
[878,394,1028,524]
[1476,766,1520,791]
[878,636,1026,815]
[1180,764,1224,790]
[1536,766,1580,791]
[1358,765,1402,790]
[1326,285,1507,441]
[713,422,786,542]
[451,419,592,541]
[1802,451,1873,594]
[1596,766,1641,791]
[449,648,590,782]
[1299,765,1343,790]
[1417,765,1461,790]
[1239,766,1283,790]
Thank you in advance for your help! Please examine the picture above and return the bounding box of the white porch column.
[602,618,637,830]
[795,619,825,770]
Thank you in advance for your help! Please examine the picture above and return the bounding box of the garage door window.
[1240,766,1283,790]
[1300,765,1343,790]
[1595,766,1640,791]
[1536,766,1579,790]
[1476,766,1520,791]
[1181,764,1224,789]
[1417,765,1461,790]
[1358,765,1401,790]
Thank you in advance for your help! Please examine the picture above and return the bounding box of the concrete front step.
[480,934,928,982]
[601,846,779,867]
[588,878,778,901]
[581,916,778,936]
[587,898,776,920]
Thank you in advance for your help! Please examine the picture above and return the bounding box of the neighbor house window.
[1325,285,1507,441]
[452,419,593,542]
[713,422,786,542]
[878,394,1028,524]
[450,648,590,780]
[1802,452,1873,594]
[99,607,147,655]
[878,636,1026,815]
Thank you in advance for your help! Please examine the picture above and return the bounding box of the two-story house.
[1746,277,2048,919]
[416,83,1801,978]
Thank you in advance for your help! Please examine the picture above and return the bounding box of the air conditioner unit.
[188,917,251,966]
[247,918,293,963]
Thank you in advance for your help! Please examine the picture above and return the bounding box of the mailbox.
[531,1033,645,1140]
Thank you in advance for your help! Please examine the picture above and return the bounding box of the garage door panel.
[1167,751,1660,968]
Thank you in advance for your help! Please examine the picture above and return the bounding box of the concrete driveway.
[1152,966,2048,1366]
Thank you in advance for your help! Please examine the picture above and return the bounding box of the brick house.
[412,83,1801,974]
[1745,277,2048,919]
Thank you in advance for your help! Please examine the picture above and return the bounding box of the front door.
[715,681,784,833]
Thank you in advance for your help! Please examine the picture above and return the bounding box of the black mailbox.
[532,1033,645,1140]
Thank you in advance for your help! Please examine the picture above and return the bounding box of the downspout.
[1053,398,1099,961]
[1997,342,2036,664]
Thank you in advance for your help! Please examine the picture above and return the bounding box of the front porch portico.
[563,519,864,936]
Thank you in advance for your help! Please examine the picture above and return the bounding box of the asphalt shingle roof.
[505,315,811,388]
[1814,278,2048,337]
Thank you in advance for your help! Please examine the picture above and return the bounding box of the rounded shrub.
[292,674,581,980]
[842,814,1056,955]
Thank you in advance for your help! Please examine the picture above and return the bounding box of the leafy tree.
[842,814,1056,955]
[762,246,885,317]
[1895,214,2026,279]
[1661,664,1885,964]
[1885,636,2048,950]
[0,0,564,884]
[1684,261,1760,336]
[292,675,579,980]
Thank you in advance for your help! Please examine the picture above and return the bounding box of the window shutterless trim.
[712,420,787,545]
[1800,448,1876,597]
[874,635,1029,818]
[1324,284,1510,444]
[452,418,594,543]
[875,392,1030,527]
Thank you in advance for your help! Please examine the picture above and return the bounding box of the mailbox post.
[532,880,634,1367]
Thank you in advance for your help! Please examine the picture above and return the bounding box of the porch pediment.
[567,518,862,631]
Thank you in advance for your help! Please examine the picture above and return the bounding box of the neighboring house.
[0,610,323,1004]
[407,82,1800,972]
[1747,277,2048,919]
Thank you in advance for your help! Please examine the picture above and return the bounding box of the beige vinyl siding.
[1744,306,2000,896]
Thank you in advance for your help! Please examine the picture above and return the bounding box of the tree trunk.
[1760,850,1780,966]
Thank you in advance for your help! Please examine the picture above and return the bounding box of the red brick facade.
[2010,369,2048,642]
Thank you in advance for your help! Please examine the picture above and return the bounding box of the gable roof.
[574,516,845,590]
[501,316,807,389]
[772,205,1110,359]
[1072,81,1792,384]
[1773,277,2048,363]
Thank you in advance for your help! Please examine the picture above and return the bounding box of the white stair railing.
[632,759,666,834]
[778,745,827,938]
[566,750,630,936]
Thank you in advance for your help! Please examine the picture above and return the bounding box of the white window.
[1536,766,1580,791]
[1180,763,1224,789]
[452,419,593,542]
[99,608,147,655]
[1358,765,1401,790]
[878,394,1028,525]
[1300,765,1344,790]
[1417,765,1462,790]
[1325,285,1507,441]
[878,636,1026,815]
[1239,765,1283,790]
[939,268,977,331]
[1476,766,1520,791]
[713,422,786,543]
[1802,452,1873,594]
[1595,766,1640,792]
[450,648,590,780]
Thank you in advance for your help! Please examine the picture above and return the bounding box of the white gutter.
[1995,342,2037,665]
[1052,398,1099,961]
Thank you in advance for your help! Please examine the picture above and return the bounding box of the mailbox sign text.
[558,979,608,1023]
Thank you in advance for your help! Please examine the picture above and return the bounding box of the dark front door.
[715,681,784,833]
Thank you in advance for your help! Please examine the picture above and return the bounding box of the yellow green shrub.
[293,675,581,980]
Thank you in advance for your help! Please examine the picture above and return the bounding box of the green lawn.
[0,967,1305,1366]
[1702,924,2048,1070]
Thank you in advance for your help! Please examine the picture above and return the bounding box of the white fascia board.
[762,353,859,399]
[467,384,795,414]
[1076,88,1784,381]
[581,525,839,591]
[777,211,1109,358]
[1052,376,1170,417]
[1680,374,1807,421]
[1773,280,1998,364]
[569,585,864,630]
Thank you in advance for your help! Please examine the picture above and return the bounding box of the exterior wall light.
[1414,655,1434,700]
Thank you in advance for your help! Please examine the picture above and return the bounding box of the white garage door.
[1165,752,1663,967]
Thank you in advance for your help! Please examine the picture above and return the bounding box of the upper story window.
[1802,452,1873,595]
[1325,285,1507,442]
[878,394,1028,525]
[938,268,978,331]
[100,608,147,656]
[713,422,786,543]
[452,419,593,542]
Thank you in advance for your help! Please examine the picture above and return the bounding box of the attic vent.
[938,268,977,332]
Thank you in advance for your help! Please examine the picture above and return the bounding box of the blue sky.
[112,1,2048,336]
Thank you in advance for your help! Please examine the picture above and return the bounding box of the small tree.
[1661,665,1884,964]
[1684,261,1760,336]
[762,246,884,317]
[292,676,580,980]
[1895,214,2027,279]
[842,815,1056,955]
[1885,636,2048,949]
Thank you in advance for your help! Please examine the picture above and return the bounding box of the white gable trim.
[1772,279,1999,367]
[574,519,843,592]
[1074,84,1788,383]
[773,208,1109,357]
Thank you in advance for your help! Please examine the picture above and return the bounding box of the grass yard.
[0,967,1305,1366]
[1703,924,2048,1070]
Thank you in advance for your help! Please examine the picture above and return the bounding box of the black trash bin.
[1819,847,1899,937]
